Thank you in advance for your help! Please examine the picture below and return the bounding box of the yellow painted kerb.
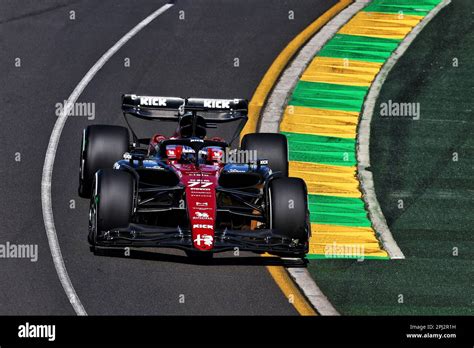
[245,0,354,316]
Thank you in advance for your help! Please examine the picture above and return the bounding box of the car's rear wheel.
[88,169,135,245]
[79,125,130,198]
[268,177,310,244]
[240,133,288,176]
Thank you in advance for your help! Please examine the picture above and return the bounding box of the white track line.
[357,0,451,259]
[286,267,339,315]
[41,3,174,316]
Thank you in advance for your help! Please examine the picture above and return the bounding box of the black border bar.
[0,316,471,346]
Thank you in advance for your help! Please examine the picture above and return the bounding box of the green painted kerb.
[288,81,369,112]
[282,132,356,167]
[317,34,401,63]
[363,0,442,16]
[308,194,372,227]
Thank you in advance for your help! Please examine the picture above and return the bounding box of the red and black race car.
[78,95,310,258]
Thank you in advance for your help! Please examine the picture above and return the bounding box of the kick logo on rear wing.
[122,94,248,114]
[186,98,247,111]
[124,94,186,109]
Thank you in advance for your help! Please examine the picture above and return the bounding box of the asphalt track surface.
[0,0,336,315]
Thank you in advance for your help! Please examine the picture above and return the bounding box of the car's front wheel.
[268,177,310,246]
[88,169,135,245]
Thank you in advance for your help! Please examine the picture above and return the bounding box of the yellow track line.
[241,0,353,138]
[243,0,354,316]
[266,261,317,316]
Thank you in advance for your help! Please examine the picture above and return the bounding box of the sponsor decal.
[203,99,231,109]
[193,234,213,247]
[190,194,212,198]
[140,96,167,106]
[194,211,211,219]
[192,224,213,229]
[143,160,164,169]
[182,147,195,153]
[190,189,208,193]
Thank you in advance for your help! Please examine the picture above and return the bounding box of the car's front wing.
[93,223,308,256]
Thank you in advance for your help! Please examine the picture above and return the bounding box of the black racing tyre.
[89,169,134,244]
[240,133,288,176]
[79,125,130,198]
[268,177,309,242]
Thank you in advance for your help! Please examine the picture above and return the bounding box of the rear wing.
[122,94,248,121]
[121,94,248,146]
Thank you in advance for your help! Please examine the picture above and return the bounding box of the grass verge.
[306,0,473,315]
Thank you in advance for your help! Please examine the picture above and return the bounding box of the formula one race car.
[78,95,310,258]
